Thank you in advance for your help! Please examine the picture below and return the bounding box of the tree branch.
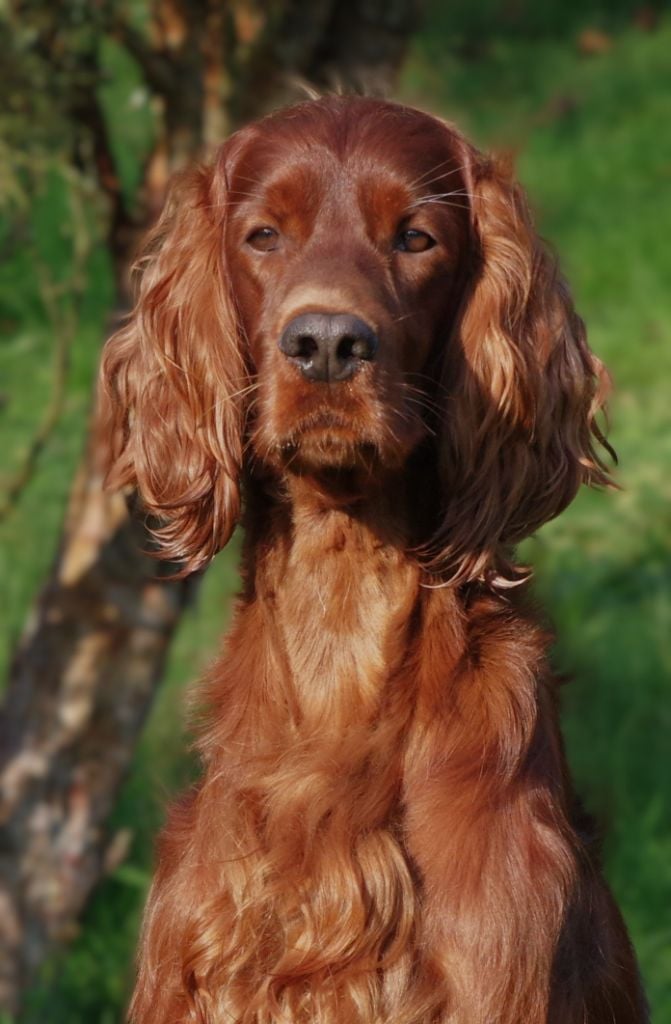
[111,15,176,98]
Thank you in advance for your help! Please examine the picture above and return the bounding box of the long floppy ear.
[431,152,613,586]
[97,149,246,574]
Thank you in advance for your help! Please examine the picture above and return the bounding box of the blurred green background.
[1,1,670,1020]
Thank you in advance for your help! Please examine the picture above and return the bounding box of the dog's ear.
[431,151,613,586]
[97,147,246,574]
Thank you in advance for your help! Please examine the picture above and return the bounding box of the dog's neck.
[242,466,432,727]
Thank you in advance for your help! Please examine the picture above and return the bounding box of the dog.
[99,96,648,1023]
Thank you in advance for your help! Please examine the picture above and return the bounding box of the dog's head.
[99,96,612,582]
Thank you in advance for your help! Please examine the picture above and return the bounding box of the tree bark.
[0,0,422,1015]
[0,469,198,1012]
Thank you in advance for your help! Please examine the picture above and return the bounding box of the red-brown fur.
[99,97,648,1023]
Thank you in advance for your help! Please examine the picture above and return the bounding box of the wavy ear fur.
[431,151,613,585]
[97,151,246,574]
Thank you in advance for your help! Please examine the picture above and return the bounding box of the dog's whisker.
[408,160,470,190]
[410,190,483,209]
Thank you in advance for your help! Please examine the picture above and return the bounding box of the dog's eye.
[247,227,280,252]
[394,229,436,253]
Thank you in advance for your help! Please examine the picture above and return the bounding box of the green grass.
[2,6,670,1021]
[0,168,114,664]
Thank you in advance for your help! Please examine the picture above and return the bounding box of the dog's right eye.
[394,229,436,253]
[247,227,280,252]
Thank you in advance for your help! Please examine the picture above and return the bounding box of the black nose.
[278,313,378,382]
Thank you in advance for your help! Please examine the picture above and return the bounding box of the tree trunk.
[0,1,421,1014]
[0,467,198,1013]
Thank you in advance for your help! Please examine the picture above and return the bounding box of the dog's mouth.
[251,364,430,475]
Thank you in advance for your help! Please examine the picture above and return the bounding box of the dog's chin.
[277,431,383,475]
[258,410,420,477]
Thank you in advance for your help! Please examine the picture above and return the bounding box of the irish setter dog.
[99,97,648,1023]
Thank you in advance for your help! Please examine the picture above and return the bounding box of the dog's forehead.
[228,98,463,208]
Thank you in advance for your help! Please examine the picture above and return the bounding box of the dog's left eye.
[394,229,436,253]
[247,227,280,252]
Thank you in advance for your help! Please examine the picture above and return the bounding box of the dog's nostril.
[297,335,318,359]
[337,335,355,361]
[350,334,376,361]
[335,332,376,366]
[282,332,317,360]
